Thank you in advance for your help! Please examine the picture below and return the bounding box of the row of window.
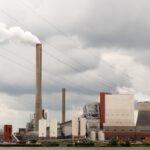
[105,129,133,132]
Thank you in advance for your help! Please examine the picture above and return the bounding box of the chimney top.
[36,43,42,46]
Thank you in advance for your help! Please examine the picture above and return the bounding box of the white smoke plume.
[0,23,40,45]
[117,86,150,102]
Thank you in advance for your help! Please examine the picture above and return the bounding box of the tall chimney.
[35,43,42,131]
[62,88,66,123]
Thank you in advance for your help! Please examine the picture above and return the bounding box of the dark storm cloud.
[65,0,150,50]
[77,22,150,49]
[0,82,34,96]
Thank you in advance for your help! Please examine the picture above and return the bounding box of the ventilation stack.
[62,88,66,123]
[35,43,42,131]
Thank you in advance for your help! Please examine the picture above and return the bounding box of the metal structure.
[83,102,99,119]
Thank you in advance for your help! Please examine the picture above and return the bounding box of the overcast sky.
[0,0,150,131]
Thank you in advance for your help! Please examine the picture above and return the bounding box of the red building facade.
[3,125,12,143]
[100,92,105,129]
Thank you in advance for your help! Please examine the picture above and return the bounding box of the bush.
[125,140,131,147]
[46,141,59,147]
[30,140,37,144]
[143,141,150,146]
[110,138,118,146]
[120,140,131,147]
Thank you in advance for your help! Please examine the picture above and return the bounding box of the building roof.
[60,120,72,126]
[137,102,150,111]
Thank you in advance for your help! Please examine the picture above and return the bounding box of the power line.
[0,4,120,89]
[17,0,135,82]
[0,7,115,92]
[0,46,99,94]
[0,5,147,93]
[15,0,136,86]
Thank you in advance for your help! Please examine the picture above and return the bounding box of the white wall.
[72,117,79,136]
[38,119,47,137]
[104,94,134,126]
[50,119,57,138]
[64,126,72,136]
[80,117,86,136]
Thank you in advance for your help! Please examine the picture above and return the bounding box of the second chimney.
[62,88,66,123]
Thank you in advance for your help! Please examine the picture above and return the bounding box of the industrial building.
[59,93,136,141]
[1,43,149,143]
[58,93,150,141]
[59,120,72,138]
[14,84,150,143]
[58,102,100,140]
[3,125,12,143]
[100,93,135,140]
[136,101,150,140]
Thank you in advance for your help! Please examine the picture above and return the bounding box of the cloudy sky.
[0,0,150,131]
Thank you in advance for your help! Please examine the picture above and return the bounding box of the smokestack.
[62,88,66,123]
[35,43,42,131]
[100,92,105,129]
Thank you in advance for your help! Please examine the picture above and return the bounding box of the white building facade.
[104,94,134,126]
[38,119,47,137]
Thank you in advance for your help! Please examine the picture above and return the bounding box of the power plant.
[0,44,150,146]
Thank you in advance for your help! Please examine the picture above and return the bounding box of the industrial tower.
[35,43,42,131]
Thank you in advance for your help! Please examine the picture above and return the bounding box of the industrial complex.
[0,44,150,144]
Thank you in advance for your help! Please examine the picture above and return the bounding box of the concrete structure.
[83,102,99,119]
[62,88,66,123]
[136,102,150,140]
[60,120,72,138]
[98,131,105,141]
[19,128,26,135]
[35,43,42,131]
[82,102,100,138]
[38,119,47,138]
[137,101,150,111]
[100,92,106,129]
[50,120,57,138]
[0,126,3,143]
[104,126,136,140]
[99,93,135,140]
[79,117,86,136]
[72,117,79,137]
[90,131,96,141]
[104,94,134,126]
[86,119,100,133]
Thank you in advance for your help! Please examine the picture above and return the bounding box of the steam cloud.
[0,23,40,45]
